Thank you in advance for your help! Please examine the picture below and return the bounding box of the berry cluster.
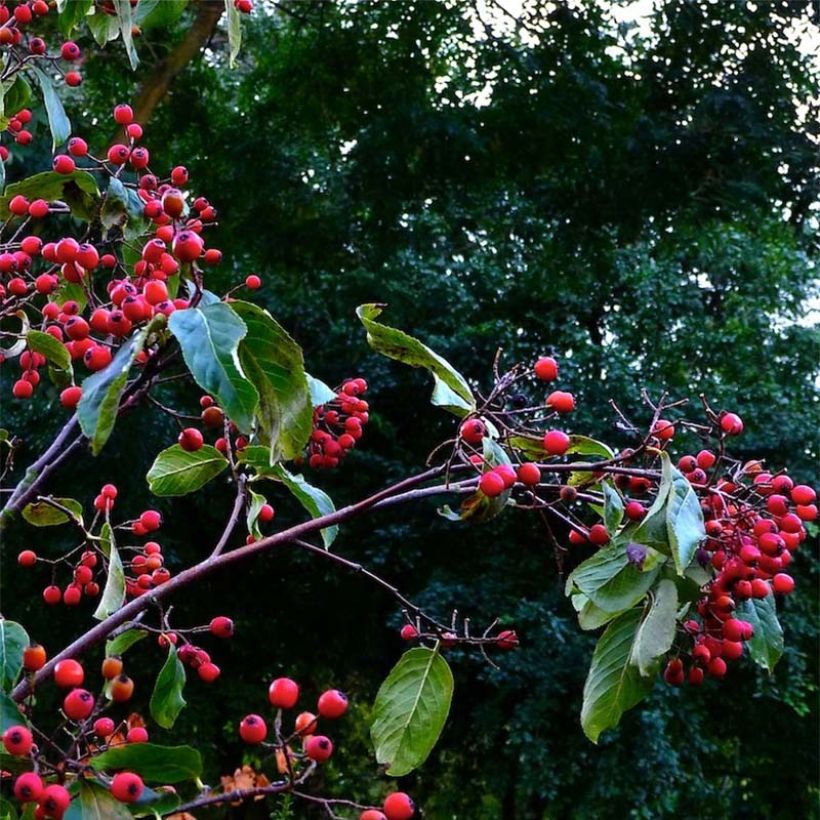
[307,378,369,469]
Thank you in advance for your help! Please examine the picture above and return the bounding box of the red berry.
[707,657,727,678]
[114,104,134,125]
[517,462,541,486]
[791,485,816,505]
[209,616,234,638]
[18,549,37,567]
[360,812,388,820]
[317,689,348,719]
[2,725,32,755]
[54,659,84,688]
[197,662,221,682]
[624,501,646,521]
[383,792,415,820]
[459,419,485,445]
[545,390,575,413]
[41,785,71,817]
[178,427,204,452]
[245,274,261,289]
[126,726,148,743]
[43,585,62,605]
[63,688,95,721]
[60,41,81,61]
[111,772,144,803]
[12,379,34,399]
[663,658,685,686]
[543,429,570,456]
[305,735,333,762]
[496,629,519,650]
[268,677,300,709]
[652,419,675,440]
[772,573,794,594]
[23,644,46,671]
[53,154,76,174]
[400,624,419,641]
[59,385,83,408]
[13,772,44,802]
[258,503,275,522]
[720,412,744,436]
[588,523,610,546]
[478,470,506,498]
[94,717,115,737]
[534,356,558,381]
[239,714,268,744]
[139,510,162,531]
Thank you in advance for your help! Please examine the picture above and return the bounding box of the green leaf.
[577,597,626,631]
[370,648,454,776]
[77,322,158,455]
[27,330,73,385]
[0,796,18,820]
[0,620,28,692]
[101,177,149,237]
[237,445,279,477]
[114,0,139,70]
[664,454,706,575]
[567,435,615,459]
[105,629,147,658]
[581,609,655,743]
[738,596,783,672]
[630,579,678,676]
[0,689,26,733]
[32,68,71,150]
[58,0,93,35]
[570,544,660,613]
[273,466,337,548]
[135,0,188,29]
[87,10,121,45]
[22,497,83,527]
[0,170,99,220]
[306,373,337,407]
[356,304,474,417]
[246,489,267,539]
[225,0,242,67]
[231,301,312,463]
[168,302,258,434]
[454,437,511,523]
[53,281,88,313]
[90,743,202,783]
[127,785,180,818]
[3,76,31,118]
[94,523,125,621]
[601,481,625,533]
[70,782,131,820]
[149,646,187,729]
[146,444,228,497]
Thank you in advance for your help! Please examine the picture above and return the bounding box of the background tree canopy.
[2,1,818,817]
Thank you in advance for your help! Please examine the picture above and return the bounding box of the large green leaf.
[738,596,783,672]
[370,648,454,776]
[22,497,83,527]
[570,544,661,613]
[149,646,187,729]
[94,523,124,621]
[581,609,655,743]
[146,444,228,497]
[168,302,258,434]
[27,330,73,386]
[664,454,706,575]
[0,170,99,220]
[357,304,474,417]
[273,465,337,548]
[32,68,71,150]
[231,301,312,463]
[0,620,28,693]
[90,744,202,783]
[77,323,158,455]
[629,579,678,676]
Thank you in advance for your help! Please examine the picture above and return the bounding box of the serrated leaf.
[22,497,83,527]
[357,304,474,417]
[105,629,147,658]
[570,544,660,613]
[94,523,124,621]
[370,648,453,776]
[90,743,201,782]
[149,646,186,729]
[630,579,678,676]
[581,609,655,743]
[306,373,337,407]
[738,595,783,672]
[77,324,157,455]
[0,620,28,692]
[273,465,337,547]
[231,301,312,463]
[32,68,71,150]
[146,444,228,497]
[169,302,258,434]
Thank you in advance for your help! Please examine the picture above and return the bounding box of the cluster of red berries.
[2,106,34,152]
[307,378,369,469]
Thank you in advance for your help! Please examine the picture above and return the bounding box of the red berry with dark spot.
[317,689,348,719]
[3,725,32,755]
[305,735,334,762]
[111,772,144,803]
[239,714,267,744]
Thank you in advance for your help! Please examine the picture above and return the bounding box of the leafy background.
[1,1,818,817]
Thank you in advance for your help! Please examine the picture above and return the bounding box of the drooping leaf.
[77,323,158,455]
[0,170,99,220]
[32,68,71,150]
[273,466,337,548]
[149,646,187,729]
[168,302,258,434]
[26,330,73,386]
[356,303,474,417]
[581,609,655,743]
[664,454,706,574]
[738,595,784,672]
[370,648,454,776]
[0,620,28,692]
[570,543,661,613]
[231,301,312,463]
[601,481,625,533]
[306,373,337,407]
[113,0,139,69]
[90,743,202,783]
[22,497,83,527]
[146,444,228,497]
[105,629,147,658]
[630,579,678,676]
[225,0,243,67]
[94,523,124,621]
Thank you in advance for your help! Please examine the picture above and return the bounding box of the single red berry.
[534,356,558,381]
[258,503,275,522]
[60,385,83,408]
[383,792,415,820]
[209,616,234,638]
[400,624,419,641]
[305,735,334,762]
[139,510,162,531]
[3,725,33,756]
[772,573,795,594]
[41,785,71,817]
[245,274,262,289]
[113,104,134,125]
[517,462,541,486]
[624,501,646,521]
[720,412,744,436]
[197,662,221,682]
[268,677,300,709]
[43,585,62,605]
[588,523,610,546]
[23,644,46,671]
[317,689,348,719]
[178,427,204,452]
[791,484,816,505]
[126,726,148,743]
[663,658,685,686]
[18,549,37,567]
[239,714,268,744]
[63,688,95,721]
[478,470,506,498]
[545,390,575,413]
[707,657,728,678]
[54,658,84,688]
[496,629,519,650]
[543,429,570,456]
[60,41,81,61]
[652,419,675,440]
[13,772,44,802]
[360,811,387,820]
[94,717,115,737]
[12,379,34,399]
[459,419,485,445]
[111,772,144,803]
